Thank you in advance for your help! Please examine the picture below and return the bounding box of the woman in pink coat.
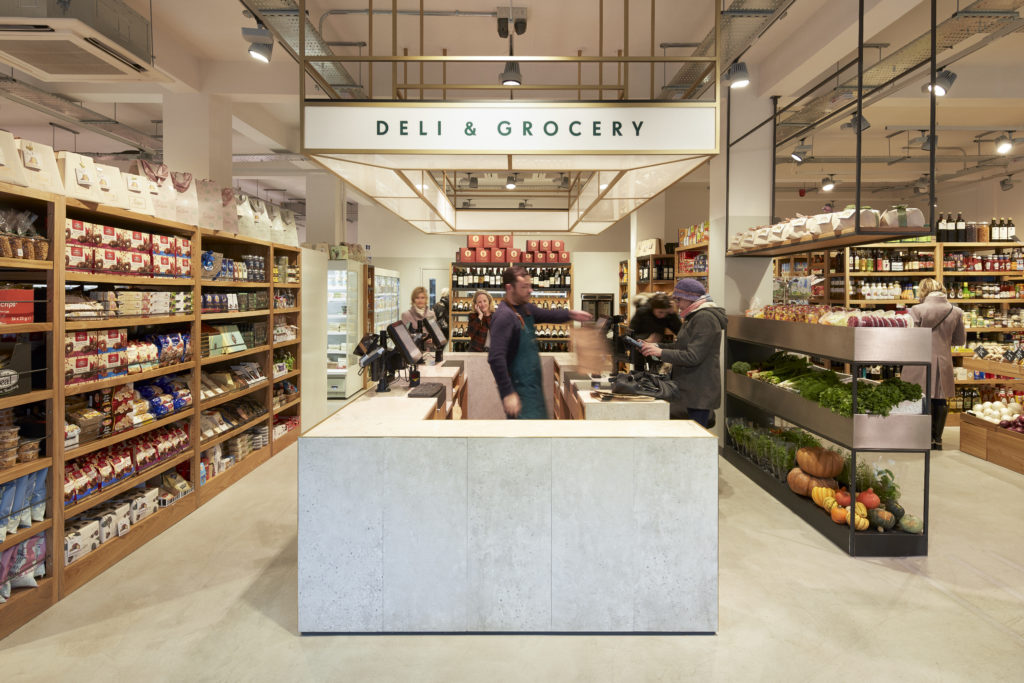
[901,278,966,450]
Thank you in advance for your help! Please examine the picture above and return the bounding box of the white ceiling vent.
[0,0,162,82]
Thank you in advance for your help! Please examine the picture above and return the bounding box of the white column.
[305,173,347,246]
[162,94,232,186]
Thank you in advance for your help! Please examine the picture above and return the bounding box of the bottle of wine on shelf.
[956,211,967,243]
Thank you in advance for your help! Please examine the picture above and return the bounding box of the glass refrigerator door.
[373,268,400,331]
[327,260,362,398]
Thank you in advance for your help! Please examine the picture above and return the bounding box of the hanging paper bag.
[221,188,238,233]
[122,173,155,215]
[93,164,130,210]
[16,139,64,195]
[56,151,103,203]
[131,160,176,221]
[279,208,299,247]
[0,130,30,188]
[236,191,256,236]
[171,171,199,225]
[196,180,222,230]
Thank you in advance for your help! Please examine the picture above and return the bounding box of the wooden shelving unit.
[0,179,302,639]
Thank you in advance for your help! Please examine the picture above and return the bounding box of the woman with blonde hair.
[900,278,965,450]
[400,285,437,327]
[467,290,493,352]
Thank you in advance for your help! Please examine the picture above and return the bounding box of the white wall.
[665,181,712,242]
[937,178,1023,238]
[300,248,330,430]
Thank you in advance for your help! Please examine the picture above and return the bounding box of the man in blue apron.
[488,266,592,418]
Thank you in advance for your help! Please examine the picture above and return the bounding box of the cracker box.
[559,251,571,263]
[467,234,483,249]
[521,251,534,263]
[150,234,174,255]
[66,330,97,355]
[527,240,540,252]
[128,230,150,252]
[152,254,176,277]
[65,219,94,245]
[97,224,119,247]
[0,288,35,324]
[65,244,93,271]
[94,247,121,272]
[498,235,512,248]
[476,248,490,263]
[552,240,565,252]
[459,247,476,263]
[491,248,506,263]
[176,237,191,257]
[508,248,521,262]
[127,251,151,275]
[483,234,498,248]
[177,256,192,277]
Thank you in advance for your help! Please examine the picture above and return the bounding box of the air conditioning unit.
[0,0,163,82]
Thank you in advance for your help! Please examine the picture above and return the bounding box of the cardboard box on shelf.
[539,240,551,252]
[552,240,565,252]
[491,248,506,263]
[508,248,521,262]
[467,234,483,249]
[65,219,95,246]
[498,235,512,248]
[483,234,498,248]
[0,288,35,324]
[637,238,662,257]
[459,247,475,262]
[534,251,547,263]
[476,248,490,263]
[65,244,93,271]
[527,240,540,252]
[559,251,571,263]
[521,251,534,263]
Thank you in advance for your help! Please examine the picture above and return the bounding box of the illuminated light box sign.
[304,103,717,154]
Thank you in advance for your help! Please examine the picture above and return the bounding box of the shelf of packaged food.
[273,337,300,348]
[61,492,197,597]
[966,327,1024,333]
[272,307,300,315]
[200,280,269,288]
[200,345,270,366]
[0,388,53,412]
[0,518,53,554]
[0,576,57,641]
[64,410,194,461]
[201,309,270,321]
[272,369,301,382]
[62,449,194,518]
[848,271,937,277]
[951,298,1024,304]
[273,282,301,289]
[64,272,196,287]
[200,380,269,410]
[0,456,53,487]
[719,445,927,556]
[952,351,975,357]
[273,396,300,414]
[65,315,189,331]
[941,242,1020,249]
[270,243,302,253]
[199,228,271,247]
[199,444,273,504]
[962,357,1024,379]
[675,271,709,278]
[845,299,913,306]
[942,271,1024,277]
[0,257,53,271]
[65,199,198,237]
[954,378,1024,386]
[676,241,709,251]
[199,413,270,450]
[272,426,300,454]
[64,361,193,397]
[729,228,933,257]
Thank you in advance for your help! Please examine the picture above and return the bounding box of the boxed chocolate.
[128,230,150,252]
[559,251,571,263]
[65,354,97,382]
[527,240,540,252]
[127,251,151,275]
[498,235,512,248]
[94,247,121,272]
[491,248,506,263]
[84,509,117,543]
[150,234,174,256]
[476,248,490,262]
[65,219,96,246]
[66,330,97,355]
[508,248,521,262]
[521,251,534,263]
[534,251,547,263]
[459,247,475,263]
[152,254,176,277]
[483,234,498,248]
[539,240,551,252]
[65,244,93,271]
[177,256,192,277]
[551,239,565,252]
[467,234,483,249]
[97,225,119,247]
[65,519,100,564]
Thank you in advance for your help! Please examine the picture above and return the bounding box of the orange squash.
[830,505,848,524]
[795,447,845,478]
[787,467,840,497]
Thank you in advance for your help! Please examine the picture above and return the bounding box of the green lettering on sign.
[544,121,558,136]
[399,121,408,136]
[498,121,511,136]
[522,121,533,136]
[569,121,581,136]
[612,121,622,136]
[377,121,389,135]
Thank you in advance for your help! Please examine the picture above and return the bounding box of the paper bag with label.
[0,130,29,187]
[130,160,176,221]
[196,180,222,231]
[171,171,199,225]
[122,173,156,215]
[16,139,64,195]
[93,164,130,210]
[57,151,104,202]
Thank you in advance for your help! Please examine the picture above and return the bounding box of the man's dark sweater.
[487,300,571,399]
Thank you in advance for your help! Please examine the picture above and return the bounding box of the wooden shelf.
[966,327,1024,333]
[270,243,302,253]
[273,337,300,348]
[675,241,709,251]
[199,444,273,504]
[201,309,270,321]
[272,369,300,382]
[63,450,194,518]
[955,378,1024,386]
[729,228,932,257]
[65,272,195,287]
[199,380,269,410]
[0,456,53,487]
[0,257,52,271]
[943,271,1024,277]
[272,307,300,315]
[65,315,189,331]
[849,271,935,277]
[199,228,271,247]
[859,241,937,248]
[272,426,299,454]
[675,271,709,278]
[62,493,197,597]
[0,389,53,411]
[273,282,301,289]
[0,576,57,641]
[950,298,1024,304]
[64,410,194,461]
[200,280,269,288]
[65,199,198,236]
[65,361,194,396]
[200,344,270,365]
[845,299,913,305]
[0,518,53,554]
[942,242,1020,249]
[199,413,270,450]
[273,396,301,414]
[962,356,1024,379]
[952,351,975,357]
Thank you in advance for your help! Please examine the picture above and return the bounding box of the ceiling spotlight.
[914,174,930,193]
[518,199,532,209]
[841,114,870,132]
[1001,176,1014,192]
[242,25,274,63]
[505,175,517,190]
[928,70,957,96]
[727,61,750,89]
[468,174,478,189]
[790,138,812,163]
[995,133,1013,155]
[514,18,527,35]
[821,175,835,192]
[559,174,570,190]
[462,199,475,208]
[500,60,522,86]
[921,134,935,151]
[497,17,509,38]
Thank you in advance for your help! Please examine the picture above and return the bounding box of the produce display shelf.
[962,357,1024,379]
[0,257,52,271]
[728,227,931,258]
[0,457,53,487]
[200,380,268,410]
[65,199,198,237]
[61,492,197,597]
[64,410,194,461]
[200,345,270,365]
[0,518,52,554]
[198,413,270,450]
[64,362,193,396]
[676,241,709,251]
[64,273,196,287]
[0,388,54,411]
[200,280,269,288]
[201,309,270,321]
[65,315,190,331]
[0,576,57,641]
[720,445,927,557]
[725,372,930,450]
[199,445,273,505]
[62,450,194,518]
[273,396,300,414]
[273,307,300,315]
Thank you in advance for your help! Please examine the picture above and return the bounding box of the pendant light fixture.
[790,138,812,163]
[995,132,1014,155]
[500,33,522,86]
[505,174,517,190]
[926,69,957,96]
[821,175,835,192]
[727,62,750,89]
[242,24,274,63]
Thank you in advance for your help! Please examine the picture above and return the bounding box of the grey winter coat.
[901,292,966,399]
[658,302,729,414]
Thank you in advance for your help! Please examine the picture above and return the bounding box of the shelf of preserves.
[962,357,1024,378]
[0,388,53,412]
[200,344,270,365]
[0,576,57,641]
[955,378,1024,386]
[199,445,272,504]
[0,456,52,487]
[200,280,269,288]
[62,450,194,518]
[65,315,187,331]
[942,271,1024,277]
[199,414,270,450]
[65,273,195,287]
[64,362,193,396]
[0,258,52,271]
[201,309,270,321]
[64,410,194,461]
[0,518,53,554]
[966,327,1024,332]
[200,380,269,410]
[848,271,936,277]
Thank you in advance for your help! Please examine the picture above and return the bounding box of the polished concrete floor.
[2,429,1023,682]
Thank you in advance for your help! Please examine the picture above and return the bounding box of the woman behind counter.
[900,278,965,450]
[467,290,493,352]
[400,286,437,327]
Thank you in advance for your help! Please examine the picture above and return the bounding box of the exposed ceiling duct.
[243,0,365,98]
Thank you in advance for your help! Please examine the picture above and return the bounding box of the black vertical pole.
[855,0,864,233]
[726,76,731,239]
[770,95,778,224]
[929,0,937,236]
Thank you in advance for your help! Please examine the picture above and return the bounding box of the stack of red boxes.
[456,236,570,264]
[524,239,570,264]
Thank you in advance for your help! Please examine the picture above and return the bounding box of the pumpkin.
[787,467,840,497]
[851,512,870,531]
[830,505,848,524]
[887,501,906,522]
[898,513,924,534]
[834,487,851,507]
[868,508,896,532]
[856,488,881,510]
[795,447,844,478]
[811,486,836,508]
[853,501,867,518]
[823,496,838,512]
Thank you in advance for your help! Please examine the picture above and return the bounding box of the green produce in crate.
[731,361,751,374]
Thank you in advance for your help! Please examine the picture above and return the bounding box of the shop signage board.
[303,102,717,155]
